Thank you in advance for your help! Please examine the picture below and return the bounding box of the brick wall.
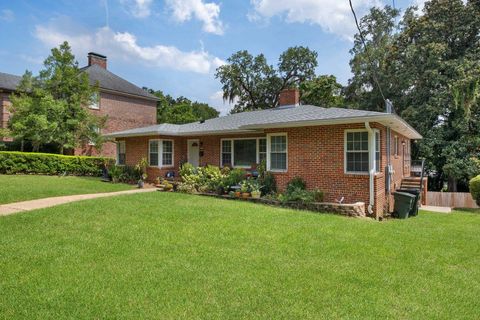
[0,92,13,142]
[120,122,413,218]
[76,91,157,158]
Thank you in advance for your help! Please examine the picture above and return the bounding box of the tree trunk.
[447,176,458,192]
[20,140,24,152]
[59,145,64,155]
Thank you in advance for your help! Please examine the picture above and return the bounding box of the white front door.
[187,139,200,167]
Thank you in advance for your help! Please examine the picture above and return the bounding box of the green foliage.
[259,171,277,196]
[286,177,307,194]
[469,175,480,205]
[8,42,105,153]
[224,168,246,187]
[279,188,324,204]
[144,89,219,124]
[215,46,318,113]
[347,1,480,191]
[179,163,226,193]
[300,75,345,107]
[0,151,113,176]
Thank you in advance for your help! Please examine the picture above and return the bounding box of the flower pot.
[242,192,250,199]
[234,191,241,198]
[138,180,144,188]
[251,191,261,199]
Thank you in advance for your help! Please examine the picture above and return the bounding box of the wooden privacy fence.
[426,192,479,208]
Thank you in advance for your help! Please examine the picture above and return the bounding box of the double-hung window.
[267,134,287,172]
[220,138,268,168]
[345,130,380,173]
[149,139,174,167]
[117,141,126,165]
[89,92,100,110]
[394,136,399,157]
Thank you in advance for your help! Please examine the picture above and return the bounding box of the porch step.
[400,177,422,190]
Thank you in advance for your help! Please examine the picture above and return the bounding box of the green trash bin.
[393,192,416,219]
[397,188,420,217]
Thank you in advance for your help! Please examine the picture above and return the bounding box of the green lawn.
[0,175,133,204]
[1,192,479,319]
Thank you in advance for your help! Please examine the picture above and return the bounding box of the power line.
[348,0,386,102]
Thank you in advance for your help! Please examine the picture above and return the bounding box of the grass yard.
[0,175,133,204]
[1,192,479,319]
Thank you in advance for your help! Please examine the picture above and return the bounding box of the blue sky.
[0,0,423,114]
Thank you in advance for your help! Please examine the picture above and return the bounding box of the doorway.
[187,139,200,167]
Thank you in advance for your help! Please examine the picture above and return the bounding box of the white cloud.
[209,90,236,115]
[166,0,224,35]
[122,0,153,18]
[249,0,381,40]
[0,9,14,22]
[34,20,225,74]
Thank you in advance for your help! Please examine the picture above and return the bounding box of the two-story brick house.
[0,52,158,157]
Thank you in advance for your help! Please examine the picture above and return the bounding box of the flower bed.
[197,192,366,217]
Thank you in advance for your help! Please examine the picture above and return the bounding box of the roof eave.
[99,87,160,102]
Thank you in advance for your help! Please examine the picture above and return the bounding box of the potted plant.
[135,158,148,188]
[240,181,250,198]
[250,182,262,199]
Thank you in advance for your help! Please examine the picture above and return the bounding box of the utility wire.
[349,0,386,102]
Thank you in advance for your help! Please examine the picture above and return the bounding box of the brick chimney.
[278,88,300,106]
[88,52,107,69]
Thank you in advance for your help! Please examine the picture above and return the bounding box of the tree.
[215,46,318,113]
[347,0,480,191]
[8,42,105,153]
[145,89,220,124]
[300,75,345,107]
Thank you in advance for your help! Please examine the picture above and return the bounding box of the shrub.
[286,177,306,194]
[279,188,324,204]
[259,172,277,195]
[0,151,113,176]
[224,168,246,187]
[118,165,141,184]
[469,175,480,206]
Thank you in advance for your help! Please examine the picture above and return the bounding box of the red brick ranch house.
[107,89,422,218]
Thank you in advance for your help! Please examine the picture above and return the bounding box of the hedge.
[470,175,480,206]
[0,151,114,176]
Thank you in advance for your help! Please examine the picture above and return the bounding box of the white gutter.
[365,122,375,215]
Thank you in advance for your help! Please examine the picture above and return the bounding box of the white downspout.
[365,122,375,215]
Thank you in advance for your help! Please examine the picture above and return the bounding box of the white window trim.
[266,133,288,173]
[220,137,267,168]
[148,139,174,168]
[89,92,100,110]
[116,141,126,166]
[344,129,380,175]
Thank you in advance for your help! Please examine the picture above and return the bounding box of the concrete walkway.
[0,188,157,217]
[420,205,452,213]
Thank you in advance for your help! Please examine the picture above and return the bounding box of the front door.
[187,139,200,167]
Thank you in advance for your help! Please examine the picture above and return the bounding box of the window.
[234,139,257,167]
[88,126,100,146]
[268,134,287,171]
[162,140,173,166]
[89,92,99,109]
[149,140,159,166]
[394,136,399,156]
[345,130,381,173]
[148,139,174,167]
[259,138,267,163]
[117,141,126,165]
[221,138,267,168]
[221,140,232,167]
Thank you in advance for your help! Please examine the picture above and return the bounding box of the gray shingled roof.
[0,65,158,101]
[80,64,158,101]
[106,104,422,139]
[0,72,21,91]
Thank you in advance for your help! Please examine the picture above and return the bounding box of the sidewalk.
[0,188,157,217]
[420,205,452,213]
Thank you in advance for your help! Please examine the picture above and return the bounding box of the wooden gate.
[426,192,479,208]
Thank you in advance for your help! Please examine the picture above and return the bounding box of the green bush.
[259,172,277,195]
[225,168,246,187]
[286,177,307,194]
[279,188,324,204]
[0,151,113,176]
[469,175,480,206]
